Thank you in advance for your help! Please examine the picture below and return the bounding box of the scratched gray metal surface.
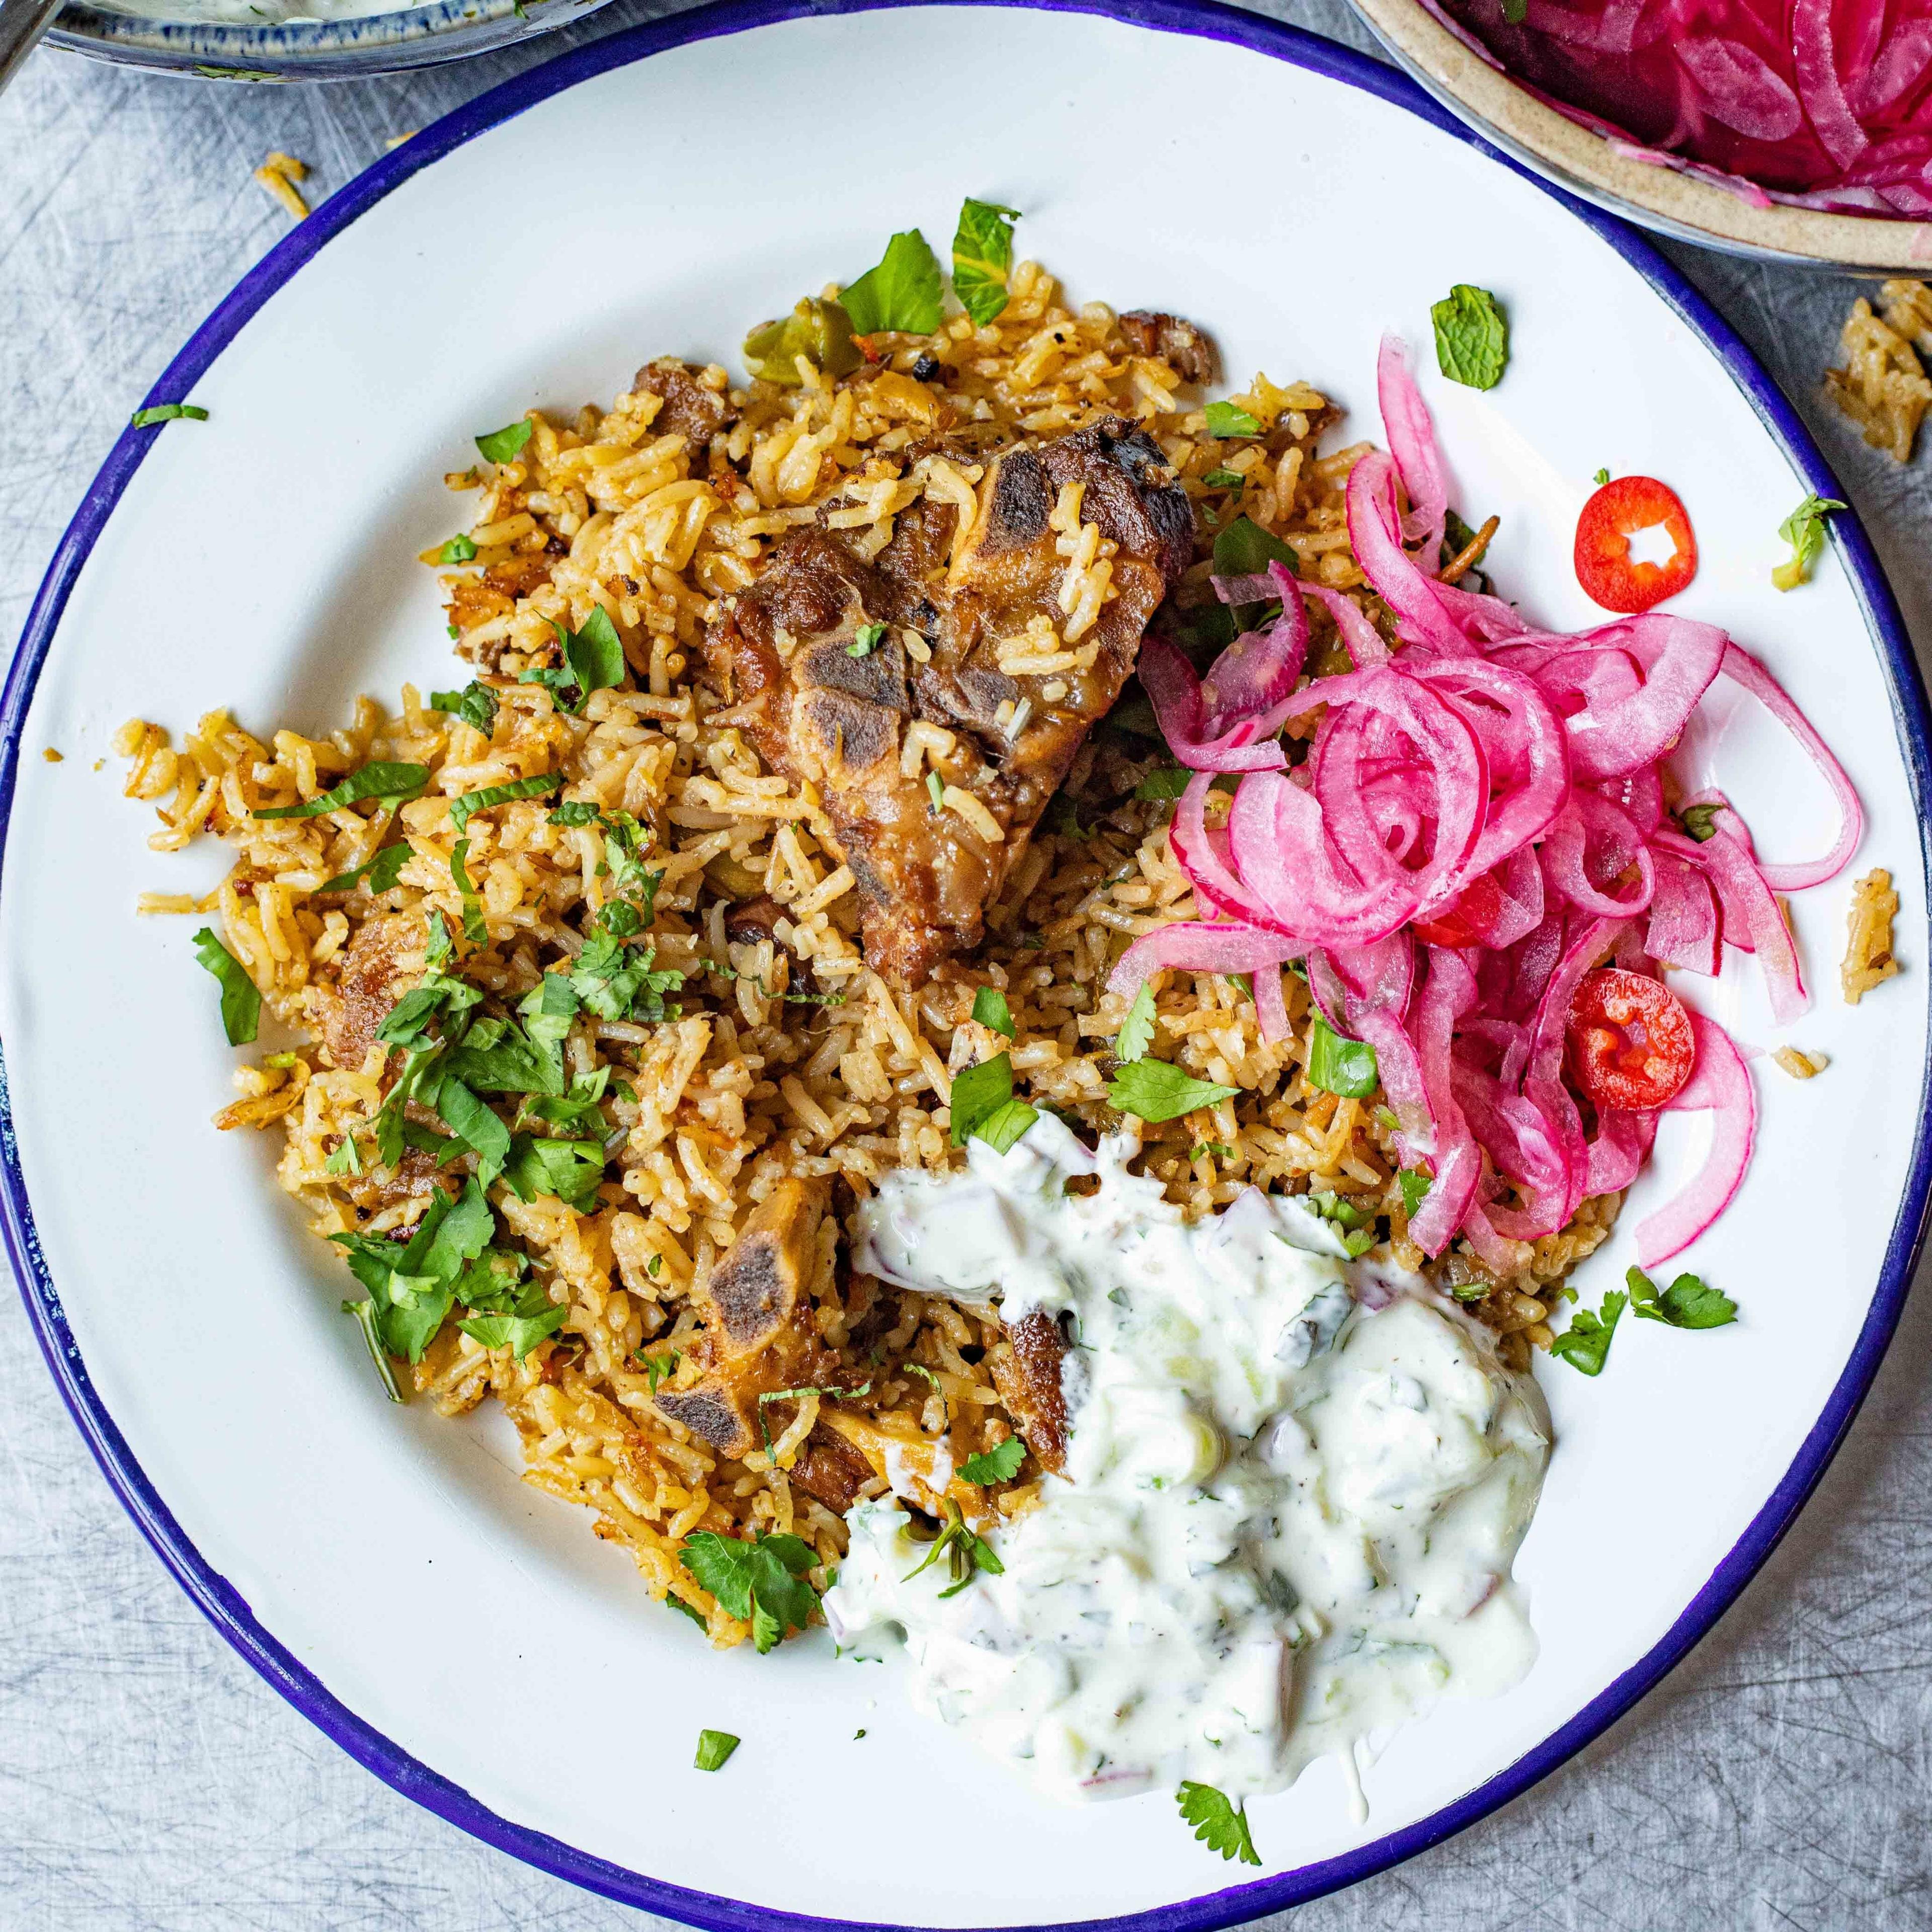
[2,4,1929,1924]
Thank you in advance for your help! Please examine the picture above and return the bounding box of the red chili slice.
[1574,475,1699,614]
[1412,874,1504,949]
[1565,967,1696,1112]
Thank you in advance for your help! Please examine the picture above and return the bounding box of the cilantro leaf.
[1107,1059,1238,1123]
[475,419,533,463]
[190,926,260,1045]
[448,771,562,836]
[951,198,1020,327]
[694,1729,740,1772]
[1213,514,1298,580]
[1398,1167,1432,1218]
[437,534,477,565]
[972,986,1015,1038]
[1626,1265,1738,1330]
[1135,764,1193,801]
[504,1134,605,1211]
[637,1348,681,1395]
[442,1006,568,1097]
[902,1497,1004,1598]
[433,1075,511,1185]
[972,1096,1039,1154]
[950,1052,1019,1147]
[254,760,429,821]
[959,1436,1026,1485]
[1306,1015,1379,1099]
[1177,1782,1261,1866]
[1431,284,1510,390]
[418,1177,495,1280]
[841,229,945,337]
[847,622,886,659]
[679,1530,822,1654]
[1550,1288,1627,1376]
[1115,983,1158,1065]
[1204,401,1264,439]
[314,842,411,896]
[458,1304,567,1358]
[341,1298,401,1401]
[1201,467,1244,489]
[1773,493,1846,592]
[131,403,209,427]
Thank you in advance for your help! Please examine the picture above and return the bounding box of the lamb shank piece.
[702,417,1193,985]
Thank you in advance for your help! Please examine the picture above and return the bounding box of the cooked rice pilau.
[118,261,1619,1649]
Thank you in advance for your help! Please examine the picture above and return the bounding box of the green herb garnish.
[314,842,411,896]
[191,927,260,1045]
[1106,1059,1237,1123]
[1176,1782,1261,1866]
[637,1349,681,1394]
[903,1497,1004,1599]
[1677,802,1722,842]
[680,1530,823,1654]
[449,838,487,947]
[958,1436,1027,1485]
[131,403,209,428]
[847,622,887,658]
[431,682,499,736]
[1593,466,1611,486]
[1398,1167,1432,1218]
[1431,284,1510,391]
[475,418,533,464]
[1204,400,1264,439]
[1201,467,1244,489]
[694,1729,740,1773]
[841,229,945,337]
[1550,1288,1627,1376]
[448,771,563,836]
[1626,1265,1738,1329]
[951,198,1020,327]
[1305,1014,1379,1099]
[253,760,429,821]
[437,534,478,564]
[1773,492,1846,592]
[1115,983,1157,1064]
[548,800,600,827]
[1135,764,1192,801]
[1213,514,1298,580]
[949,1051,1037,1153]
[972,986,1015,1038]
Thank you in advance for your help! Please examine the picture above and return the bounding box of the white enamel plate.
[4,3,1927,1925]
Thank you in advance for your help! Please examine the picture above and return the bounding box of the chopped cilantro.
[254,760,429,821]
[1204,400,1264,438]
[1116,984,1158,1065]
[1177,1782,1261,1866]
[1398,1167,1432,1218]
[314,841,411,896]
[949,1051,1036,1152]
[1135,764,1192,801]
[325,1134,362,1177]
[972,1096,1039,1154]
[1593,466,1611,486]
[665,1592,709,1631]
[972,986,1015,1038]
[1773,493,1846,592]
[437,534,477,564]
[1213,514,1298,581]
[903,1497,1004,1599]
[694,1729,740,1772]
[503,1134,605,1212]
[1106,1059,1237,1123]
[1550,1288,1627,1376]
[474,418,533,464]
[847,622,887,658]
[1188,1141,1236,1162]
[926,770,944,815]
[131,403,209,428]
[1306,1014,1379,1099]
[637,1348,681,1394]
[448,771,563,836]
[680,1530,823,1653]
[190,927,260,1045]
[433,1073,510,1184]
[1627,1265,1738,1330]
[458,1304,567,1358]
[430,682,499,735]
[951,198,1021,327]
[1431,284,1509,390]
[1201,467,1244,489]
[523,607,626,713]
[841,229,945,337]
[958,1436,1026,1485]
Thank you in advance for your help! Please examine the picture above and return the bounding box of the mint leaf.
[959,1436,1026,1484]
[1627,1265,1738,1330]
[1213,514,1297,579]
[314,842,411,896]
[1115,983,1158,1065]
[972,986,1015,1038]
[475,419,533,463]
[562,606,625,699]
[951,198,1020,327]
[971,1096,1038,1154]
[254,760,429,821]
[431,683,497,734]
[1176,1782,1261,1866]
[694,1729,740,1772]
[841,230,944,336]
[548,799,600,827]
[448,771,562,836]
[1305,1015,1379,1099]
[847,621,886,659]
[1550,1288,1627,1376]
[1107,1059,1237,1123]
[190,927,260,1045]
[1431,284,1509,390]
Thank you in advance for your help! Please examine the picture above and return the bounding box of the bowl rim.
[6,0,1930,1924]
[1350,0,1932,273]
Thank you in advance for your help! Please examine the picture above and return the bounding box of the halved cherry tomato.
[1565,968,1696,1111]
[1574,475,1698,614]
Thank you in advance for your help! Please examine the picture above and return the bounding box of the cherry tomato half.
[1565,968,1696,1112]
[1574,475,1698,614]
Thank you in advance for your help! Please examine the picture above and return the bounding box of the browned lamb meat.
[702,418,1192,984]
[988,1308,1069,1475]
[632,357,734,447]
[316,911,422,1075]
[1117,310,1217,386]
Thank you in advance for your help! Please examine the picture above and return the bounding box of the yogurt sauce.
[823,1116,1550,1807]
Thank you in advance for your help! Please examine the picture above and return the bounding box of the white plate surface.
[4,5,1928,1926]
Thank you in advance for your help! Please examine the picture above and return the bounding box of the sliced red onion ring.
[1377,334,1448,557]
[1634,1013,1757,1267]
[1107,919,1309,998]
[1140,637,1289,774]
[1646,850,1723,975]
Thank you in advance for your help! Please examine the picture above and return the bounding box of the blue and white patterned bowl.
[44,0,617,79]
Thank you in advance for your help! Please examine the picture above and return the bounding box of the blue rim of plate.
[4,1,1928,1925]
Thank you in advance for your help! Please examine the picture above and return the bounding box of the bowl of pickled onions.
[1348,0,1932,268]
